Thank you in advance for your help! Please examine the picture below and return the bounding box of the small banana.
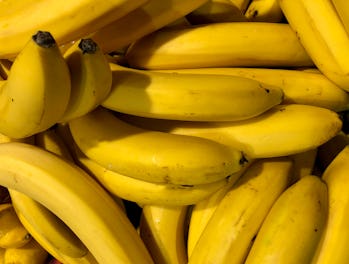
[59,38,112,123]
[245,0,284,22]
[0,31,71,139]
[188,157,293,264]
[69,107,246,185]
[125,22,313,69]
[244,175,328,264]
[0,203,32,249]
[140,205,188,264]
[102,63,283,122]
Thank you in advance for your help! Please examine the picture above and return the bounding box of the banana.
[245,0,284,22]
[244,175,328,264]
[124,22,313,70]
[0,0,148,58]
[0,203,32,249]
[102,63,283,122]
[4,238,48,264]
[59,38,112,123]
[92,0,207,53]
[0,31,71,139]
[73,144,231,206]
[186,0,248,24]
[311,145,349,263]
[69,106,246,185]
[156,67,349,112]
[139,205,188,264]
[279,0,349,91]
[187,164,251,257]
[289,148,318,183]
[0,142,154,264]
[188,157,293,264]
[331,0,349,35]
[122,104,342,159]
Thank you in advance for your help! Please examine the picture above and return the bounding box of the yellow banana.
[139,205,188,264]
[0,31,71,139]
[188,157,293,264]
[0,142,153,264]
[125,22,313,70]
[0,0,148,58]
[245,0,284,22]
[4,238,48,264]
[0,203,31,249]
[69,106,246,185]
[92,0,207,53]
[59,38,112,123]
[122,104,342,159]
[73,144,231,206]
[279,0,349,91]
[311,146,349,263]
[102,63,283,121]
[157,67,349,112]
[289,148,318,183]
[331,0,349,35]
[244,175,328,264]
[186,0,248,24]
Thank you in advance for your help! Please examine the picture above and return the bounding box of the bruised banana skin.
[122,104,342,159]
[69,107,246,185]
[245,0,284,22]
[0,142,154,264]
[59,38,112,123]
[0,31,71,139]
[0,0,148,58]
[102,63,284,122]
[156,66,349,112]
[125,22,314,70]
[244,175,328,264]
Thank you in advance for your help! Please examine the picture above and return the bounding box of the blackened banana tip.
[79,38,98,54]
[32,31,56,48]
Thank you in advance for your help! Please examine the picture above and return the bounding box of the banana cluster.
[0,0,349,264]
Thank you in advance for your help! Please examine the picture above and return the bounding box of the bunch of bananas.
[0,0,349,263]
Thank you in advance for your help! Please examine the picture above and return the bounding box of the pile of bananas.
[1,0,349,263]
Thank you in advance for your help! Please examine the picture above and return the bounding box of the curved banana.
[188,157,293,264]
[125,22,313,70]
[122,104,342,159]
[102,63,283,122]
[245,0,284,22]
[0,31,71,139]
[139,205,188,264]
[69,106,246,185]
[186,0,248,24]
[157,67,349,112]
[0,203,32,248]
[244,175,328,264]
[59,38,112,123]
[0,142,154,264]
[311,146,349,263]
[279,0,349,91]
[92,0,207,53]
[0,0,148,58]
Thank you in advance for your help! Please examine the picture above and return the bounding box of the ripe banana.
[245,0,283,22]
[59,38,112,123]
[139,205,188,264]
[289,148,318,183]
[279,0,349,91]
[244,175,328,264]
[73,144,231,206]
[188,157,293,264]
[122,104,342,159]
[102,63,284,121]
[0,203,32,248]
[186,0,248,24]
[0,142,154,263]
[125,22,313,70]
[157,67,349,112]
[69,106,246,185]
[311,145,349,264]
[0,0,148,58]
[0,31,71,139]
[331,0,349,35]
[92,0,207,53]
